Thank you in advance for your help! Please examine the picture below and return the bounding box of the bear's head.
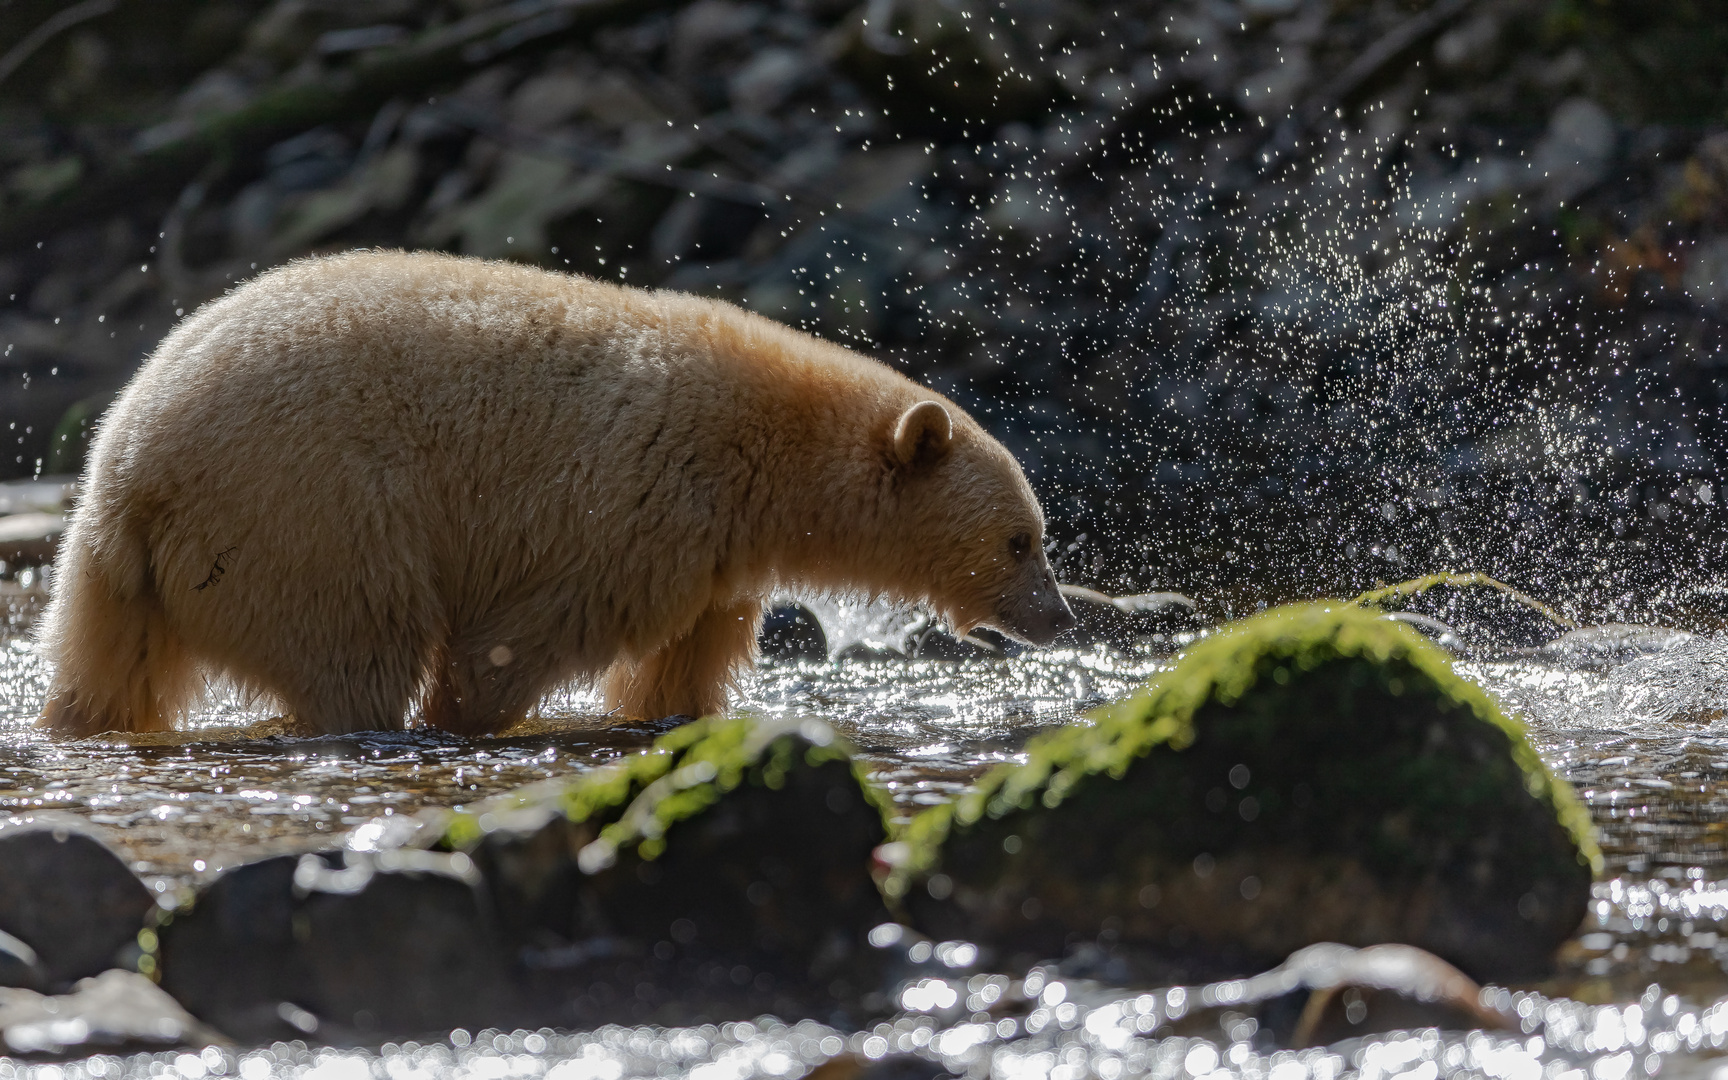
[882,400,1076,645]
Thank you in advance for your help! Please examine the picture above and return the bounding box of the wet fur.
[38,250,1057,736]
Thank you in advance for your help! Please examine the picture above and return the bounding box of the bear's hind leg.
[40,570,194,737]
[603,598,763,721]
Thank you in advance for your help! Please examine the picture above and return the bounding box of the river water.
[5,590,1728,1079]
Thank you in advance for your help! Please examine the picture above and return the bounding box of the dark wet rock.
[1356,573,1573,653]
[0,969,223,1057]
[155,854,304,1039]
[0,817,155,989]
[1281,980,1505,1046]
[0,930,46,992]
[442,715,893,1027]
[885,941,1512,1052]
[156,848,515,1041]
[1528,623,1699,670]
[888,603,1598,982]
[759,601,828,661]
[1059,585,1207,651]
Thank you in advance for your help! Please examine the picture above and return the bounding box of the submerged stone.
[442,715,894,1027]
[0,817,154,989]
[890,603,1599,981]
[156,849,514,1041]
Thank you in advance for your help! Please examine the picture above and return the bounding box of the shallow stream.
[5,597,1728,1079]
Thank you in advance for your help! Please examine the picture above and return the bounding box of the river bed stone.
[0,816,154,990]
[156,848,515,1041]
[888,603,1600,982]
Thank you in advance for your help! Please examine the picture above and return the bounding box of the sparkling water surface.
[6,598,1728,1080]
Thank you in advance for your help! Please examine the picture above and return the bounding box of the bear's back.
[118,251,885,463]
[107,255,732,499]
[84,251,910,630]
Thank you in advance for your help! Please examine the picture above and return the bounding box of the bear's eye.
[1008,532,1032,560]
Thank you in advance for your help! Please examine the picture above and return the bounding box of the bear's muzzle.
[993,564,1078,646]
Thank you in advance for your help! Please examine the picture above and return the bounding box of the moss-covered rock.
[889,603,1599,981]
[442,715,895,1027]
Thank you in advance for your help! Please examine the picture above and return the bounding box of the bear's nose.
[998,578,1077,646]
[1050,597,1078,634]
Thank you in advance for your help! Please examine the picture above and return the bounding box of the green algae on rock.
[890,602,1599,982]
[442,715,896,1027]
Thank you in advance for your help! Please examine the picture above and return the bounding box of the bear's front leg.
[419,633,558,736]
[603,598,763,721]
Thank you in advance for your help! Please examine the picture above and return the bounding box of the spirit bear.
[38,251,1074,736]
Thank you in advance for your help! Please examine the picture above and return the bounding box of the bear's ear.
[892,400,953,469]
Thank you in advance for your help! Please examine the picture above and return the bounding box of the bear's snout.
[992,564,1077,646]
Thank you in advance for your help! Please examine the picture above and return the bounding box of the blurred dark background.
[3,0,1728,618]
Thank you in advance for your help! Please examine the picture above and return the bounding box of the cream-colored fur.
[38,250,1070,737]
